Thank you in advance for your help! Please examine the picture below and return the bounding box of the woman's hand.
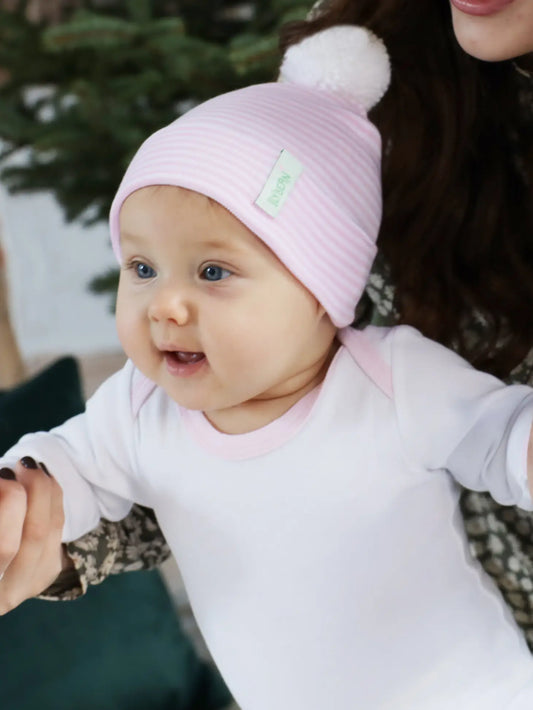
[0,457,66,614]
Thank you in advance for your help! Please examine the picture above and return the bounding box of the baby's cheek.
[115,298,140,357]
[115,316,130,353]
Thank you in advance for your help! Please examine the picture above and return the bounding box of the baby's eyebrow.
[197,237,250,255]
[120,231,144,244]
[199,238,233,250]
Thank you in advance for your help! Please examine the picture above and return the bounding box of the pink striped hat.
[109,26,391,327]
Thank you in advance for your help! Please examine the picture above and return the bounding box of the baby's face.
[116,185,334,426]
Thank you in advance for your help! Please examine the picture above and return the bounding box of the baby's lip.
[158,342,199,353]
[158,344,205,364]
[172,351,205,364]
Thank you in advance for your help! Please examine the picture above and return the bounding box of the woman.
[1,0,533,647]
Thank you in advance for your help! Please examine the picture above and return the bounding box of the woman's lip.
[164,352,206,378]
[450,0,516,16]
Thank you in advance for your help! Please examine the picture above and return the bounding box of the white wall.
[0,181,121,360]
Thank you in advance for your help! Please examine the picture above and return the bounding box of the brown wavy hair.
[281,0,533,377]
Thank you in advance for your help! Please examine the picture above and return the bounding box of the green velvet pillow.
[0,358,231,710]
[0,571,230,710]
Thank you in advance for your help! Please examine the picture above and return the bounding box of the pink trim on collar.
[178,385,322,461]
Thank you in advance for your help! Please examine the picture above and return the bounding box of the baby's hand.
[0,457,65,614]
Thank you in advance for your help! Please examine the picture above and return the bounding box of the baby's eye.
[132,262,156,279]
[201,265,232,282]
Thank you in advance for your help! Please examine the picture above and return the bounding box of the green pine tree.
[0,0,310,300]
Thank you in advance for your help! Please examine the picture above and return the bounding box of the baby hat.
[109,25,390,327]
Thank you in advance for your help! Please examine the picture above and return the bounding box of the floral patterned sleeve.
[40,505,170,600]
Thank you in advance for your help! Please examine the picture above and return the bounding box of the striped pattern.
[109,82,382,327]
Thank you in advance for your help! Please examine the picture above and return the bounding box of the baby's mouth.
[167,351,205,364]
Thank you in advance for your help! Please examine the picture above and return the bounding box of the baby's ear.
[315,300,331,319]
[317,305,336,333]
[313,299,326,317]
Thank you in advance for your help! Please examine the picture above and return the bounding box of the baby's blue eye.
[201,265,231,282]
[134,262,156,279]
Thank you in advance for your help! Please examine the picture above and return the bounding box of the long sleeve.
[40,505,171,600]
[387,325,533,508]
[0,360,148,543]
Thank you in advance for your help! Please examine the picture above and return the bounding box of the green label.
[255,149,303,218]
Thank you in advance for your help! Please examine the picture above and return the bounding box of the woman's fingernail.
[20,456,38,469]
[0,467,16,481]
[39,462,52,478]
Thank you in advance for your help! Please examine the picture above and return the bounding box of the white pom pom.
[279,25,391,112]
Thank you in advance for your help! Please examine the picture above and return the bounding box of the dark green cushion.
[0,571,229,710]
[0,358,230,710]
[0,356,85,454]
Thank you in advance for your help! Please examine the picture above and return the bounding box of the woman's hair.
[281,0,533,377]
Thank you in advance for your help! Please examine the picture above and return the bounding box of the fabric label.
[255,149,303,218]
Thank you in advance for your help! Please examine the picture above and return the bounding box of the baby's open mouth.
[166,351,205,364]
[162,349,207,377]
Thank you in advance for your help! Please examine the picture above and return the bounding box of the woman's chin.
[456,35,533,62]
[451,7,533,62]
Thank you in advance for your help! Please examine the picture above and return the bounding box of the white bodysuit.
[4,325,533,709]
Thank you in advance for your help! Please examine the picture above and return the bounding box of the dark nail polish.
[0,467,16,481]
[39,462,52,478]
[20,456,38,469]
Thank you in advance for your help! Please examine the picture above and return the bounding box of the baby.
[2,26,533,710]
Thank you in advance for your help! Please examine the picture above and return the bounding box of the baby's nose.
[148,288,192,326]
